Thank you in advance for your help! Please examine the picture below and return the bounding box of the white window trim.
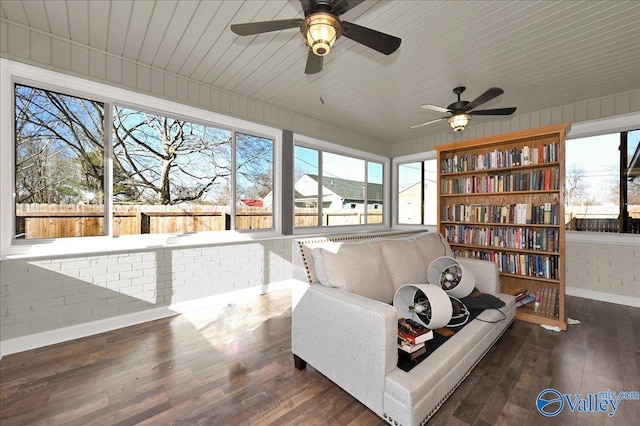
[565,112,640,245]
[392,151,438,230]
[293,133,391,234]
[1,59,283,259]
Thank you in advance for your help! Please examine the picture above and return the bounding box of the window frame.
[292,133,390,234]
[392,151,439,229]
[565,113,640,245]
[1,59,282,258]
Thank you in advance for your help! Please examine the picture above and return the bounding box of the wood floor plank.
[1,292,638,425]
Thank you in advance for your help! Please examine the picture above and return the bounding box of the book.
[515,293,535,307]
[399,343,427,362]
[398,318,433,345]
[398,337,426,353]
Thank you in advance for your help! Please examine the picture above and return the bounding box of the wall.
[565,236,639,307]
[0,239,294,355]
[392,97,640,307]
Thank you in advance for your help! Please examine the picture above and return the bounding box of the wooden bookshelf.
[436,123,570,330]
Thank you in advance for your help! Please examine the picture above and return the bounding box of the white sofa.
[291,231,516,426]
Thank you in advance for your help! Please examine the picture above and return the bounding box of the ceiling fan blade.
[341,21,401,55]
[420,104,450,113]
[470,107,517,116]
[305,51,323,74]
[463,87,504,112]
[230,19,303,36]
[331,0,365,15]
[411,117,447,129]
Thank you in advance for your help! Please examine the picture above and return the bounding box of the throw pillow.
[312,242,395,303]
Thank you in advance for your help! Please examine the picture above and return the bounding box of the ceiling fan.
[230,0,401,74]
[411,87,517,132]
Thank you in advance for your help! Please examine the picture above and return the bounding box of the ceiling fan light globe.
[449,113,471,131]
[303,13,341,57]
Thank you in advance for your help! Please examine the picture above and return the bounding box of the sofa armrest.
[291,284,397,416]
[456,257,501,295]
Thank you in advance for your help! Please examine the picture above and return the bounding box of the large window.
[565,129,639,233]
[294,142,385,228]
[396,158,438,225]
[13,82,275,241]
[15,85,106,239]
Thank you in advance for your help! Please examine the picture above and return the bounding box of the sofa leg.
[294,354,307,370]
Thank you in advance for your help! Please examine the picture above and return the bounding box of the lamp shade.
[393,284,452,329]
[427,256,475,298]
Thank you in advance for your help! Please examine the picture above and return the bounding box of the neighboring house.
[264,174,382,210]
[298,174,382,211]
[398,178,438,224]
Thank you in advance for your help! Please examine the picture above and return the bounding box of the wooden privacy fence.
[15,204,382,239]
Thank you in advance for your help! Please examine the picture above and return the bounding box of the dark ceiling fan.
[230,0,401,74]
[411,87,517,132]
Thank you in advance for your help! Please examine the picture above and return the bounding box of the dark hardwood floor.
[1,290,638,425]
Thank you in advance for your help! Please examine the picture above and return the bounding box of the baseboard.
[0,280,293,359]
[566,286,640,308]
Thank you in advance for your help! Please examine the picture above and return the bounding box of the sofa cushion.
[312,242,395,303]
[410,232,454,266]
[373,239,428,292]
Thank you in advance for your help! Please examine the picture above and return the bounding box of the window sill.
[566,230,640,246]
[0,230,286,261]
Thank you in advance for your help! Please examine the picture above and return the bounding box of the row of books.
[442,202,559,225]
[441,142,560,173]
[398,318,433,359]
[444,225,559,252]
[514,287,560,317]
[441,169,560,195]
[453,249,560,279]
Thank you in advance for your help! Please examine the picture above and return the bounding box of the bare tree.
[566,164,588,205]
[113,107,236,205]
[16,86,273,208]
[15,85,104,203]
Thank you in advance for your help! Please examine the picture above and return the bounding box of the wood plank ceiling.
[1,0,639,144]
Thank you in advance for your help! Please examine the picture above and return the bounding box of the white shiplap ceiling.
[1,0,639,144]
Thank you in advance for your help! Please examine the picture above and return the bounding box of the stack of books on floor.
[398,318,433,361]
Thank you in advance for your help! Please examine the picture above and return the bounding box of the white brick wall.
[566,240,640,301]
[0,239,293,342]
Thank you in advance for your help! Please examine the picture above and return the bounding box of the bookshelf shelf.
[448,242,559,256]
[442,221,560,228]
[441,162,561,177]
[436,123,570,330]
[441,190,559,196]
[499,272,559,284]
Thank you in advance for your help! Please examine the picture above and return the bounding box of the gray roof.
[305,174,383,203]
